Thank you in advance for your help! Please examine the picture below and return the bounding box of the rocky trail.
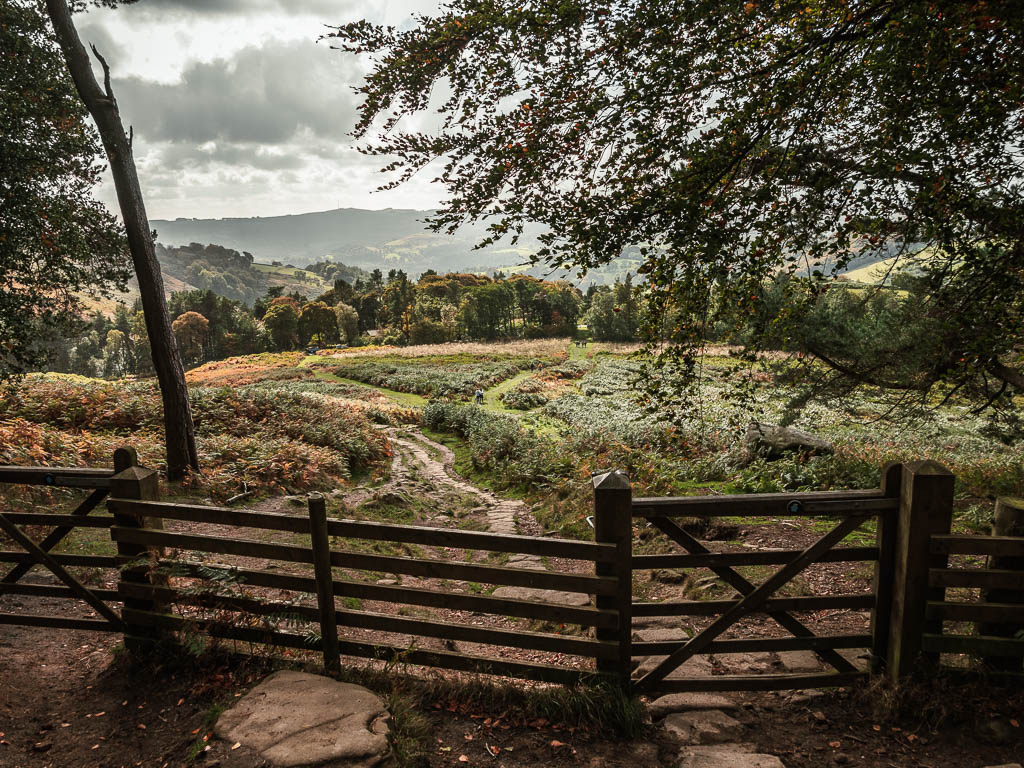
[332,425,800,767]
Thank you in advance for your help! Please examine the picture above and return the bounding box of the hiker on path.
[474,388,484,405]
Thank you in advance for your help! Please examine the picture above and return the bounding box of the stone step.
[678,744,787,768]
[664,709,744,744]
[648,693,739,719]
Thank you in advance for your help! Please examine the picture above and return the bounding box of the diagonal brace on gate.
[652,517,857,675]
[635,516,866,692]
[0,488,109,596]
[0,511,124,630]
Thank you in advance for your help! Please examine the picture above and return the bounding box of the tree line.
[42,268,648,377]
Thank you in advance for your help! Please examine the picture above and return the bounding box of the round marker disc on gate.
[786,499,802,514]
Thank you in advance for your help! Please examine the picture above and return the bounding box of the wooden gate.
[0,462,124,633]
[602,465,906,695]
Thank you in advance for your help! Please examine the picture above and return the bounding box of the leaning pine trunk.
[46,0,199,479]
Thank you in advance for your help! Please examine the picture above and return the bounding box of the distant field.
[251,262,330,297]
[842,256,900,283]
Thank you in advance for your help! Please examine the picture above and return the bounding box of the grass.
[185,702,228,764]
[308,368,429,408]
[331,663,648,740]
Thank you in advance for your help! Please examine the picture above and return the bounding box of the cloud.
[113,39,360,145]
[116,0,353,17]
[76,20,125,69]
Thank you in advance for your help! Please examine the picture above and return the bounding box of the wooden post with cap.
[887,460,954,681]
[110,446,165,653]
[592,469,633,689]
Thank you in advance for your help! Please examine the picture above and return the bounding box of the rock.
[626,741,661,767]
[716,651,774,673]
[745,422,834,461]
[651,568,688,584]
[648,693,739,719]
[784,689,829,706]
[632,614,683,630]
[214,671,390,768]
[838,649,870,671]
[983,764,1023,768]
[491,586,590,606]
[375,579,397,586]
[977,717,1017,745]
[633,654,713,679]
[777,650,822,673]
[505,560,546,570]
[633,627,691,643]
[677,744,787,768]
[663,709,743,744]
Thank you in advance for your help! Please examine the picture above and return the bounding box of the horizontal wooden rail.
[1,513,116,529]
[108,499,615,561]
[926,601,1024,623]
[0,583,120,601]
[122,608,597,685]
[154,561,619,628]
[0,466,113,488]
[930,534,1024,557]
[633,634,871,656]
[111,527,614,596]
[644,671,868,693]
[118,582,616,660]
[0,612,121,632]
[929,568,1024,590]
[0,551,120,568]
[632,547,878,569]
[633,594,875,617]
[632,490,895,518]
[921,633,1024,657]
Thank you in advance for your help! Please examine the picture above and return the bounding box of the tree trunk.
[46,0,199,480]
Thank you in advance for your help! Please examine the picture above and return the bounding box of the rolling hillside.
[151,207,638,286]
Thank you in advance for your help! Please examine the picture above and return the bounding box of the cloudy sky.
[78,0,445,220]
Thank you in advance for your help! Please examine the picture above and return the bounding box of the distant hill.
[151,208,530,277]
[152,207,649,287]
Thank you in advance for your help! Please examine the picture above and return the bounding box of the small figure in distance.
[474,388,484,405]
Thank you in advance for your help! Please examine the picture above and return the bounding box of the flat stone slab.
[215,671,390,768]
[717,651,774,674]
[648,693,739,718]
[678,745,787,768]
[664,709,743,744]
[491,586,590,606]
[632,615,684,630]
[634,627,691,643]
[777,650,821,673]
[634,654,713,679]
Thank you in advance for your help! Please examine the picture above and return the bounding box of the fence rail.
[631,489,897,518]
[3,451,1023,691]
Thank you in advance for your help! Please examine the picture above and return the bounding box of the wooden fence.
[1,451,1022,691]
[0,459,123,633]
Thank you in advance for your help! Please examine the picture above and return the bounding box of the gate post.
[109,447,166,653]
[870,462,902,673]
[593,469,632,690]
[979,496,1024,671]
[308,494,341,676]
[887,460,954,682]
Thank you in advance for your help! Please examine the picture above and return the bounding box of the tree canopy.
[331,0,1024,422]
[1,0,129,378]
